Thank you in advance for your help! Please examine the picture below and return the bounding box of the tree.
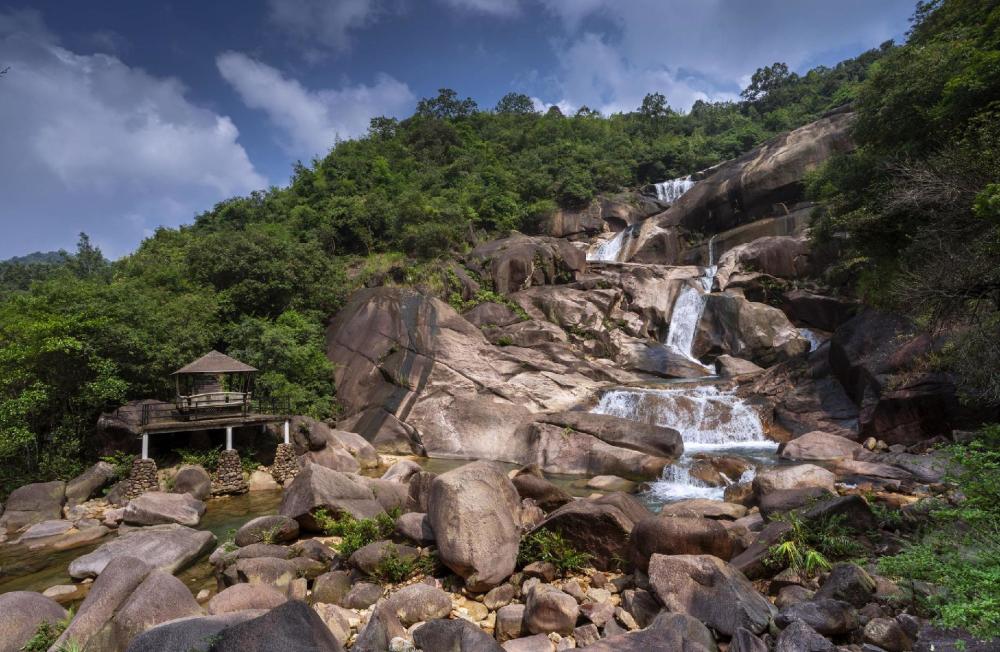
[368,116,398,139]
[495,92,536,115]
[415,88,478,120]
[639,92,671,118]
[66,233,108,279]
[741,62,794,103]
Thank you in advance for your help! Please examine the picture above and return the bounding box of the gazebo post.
[141,434,149,460]
[225,426,233,451]
[283,420,290,445]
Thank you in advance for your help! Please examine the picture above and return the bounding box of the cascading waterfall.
[586,229,629,262]
[798,327,824,352]
[664,234,719,366]
[591,384,776,503]
[654,175,695,204]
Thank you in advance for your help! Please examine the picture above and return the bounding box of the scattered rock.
[864,617,913,652]
[413,618,504,652]
[577,612,719,652]
[586,475,637,492]
[385,583,452,626]
[496,604,527,642]
[525,585,580,635]
[511,468,574,512]
[278,463,384,532]
[775,620,835,652]
[349,539,419,576]
[209,600,345,652]
[66,462,118,506]
[248,470,280,491]
[658,498,748,520]
[0,480,66,533]
[753,465,836,498]
[343,582,383,609]
[69,524,216,579]
[629,516,735,571]
[648,553,774,636]
[208,583,287,615]
[815,562,876,607]
[171,465,212,500]
[395,511,435,545]
[234,514,300,547]
[780,431,863,461]
[125,612,261,652]
[311,571,351,605]
[775,599,859,636]
[123,491,206,527]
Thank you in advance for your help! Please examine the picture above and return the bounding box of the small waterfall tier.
[591,385,776,503]
[663,236,718,369]
[654,175,696,204]
[587,224,641,262]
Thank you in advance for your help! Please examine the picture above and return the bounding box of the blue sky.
[0,0,917,259]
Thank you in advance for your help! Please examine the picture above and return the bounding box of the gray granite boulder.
[69,524,216,579]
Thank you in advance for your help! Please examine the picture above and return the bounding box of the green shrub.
[20,609,74,652]
[878,425,1000,638]
[767,512,865,577]
[518,529,592,574]
[175,447,222,472]
[99,451,135,481]
[313,508,400,557]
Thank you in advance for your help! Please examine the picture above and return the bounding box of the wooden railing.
[115,397,293,427]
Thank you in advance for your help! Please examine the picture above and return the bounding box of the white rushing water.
[654,175,695,204]
[586,229,628,262]
[592,385,776,503]
[798,327,824,352]
[664,235,718,366]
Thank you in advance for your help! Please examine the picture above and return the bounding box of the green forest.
[1,0,998,495]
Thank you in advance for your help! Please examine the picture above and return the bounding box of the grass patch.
[518,529,592,575]
[370,545,440,585]
[767,512,866,577]
[877,425,1000,638]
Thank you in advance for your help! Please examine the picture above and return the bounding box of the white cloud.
[441,0,522,17]
[217,51,415,160]
[0,10,266,259]
[540,0,910,102]
[547,32,729,115]
[266,0,380,53]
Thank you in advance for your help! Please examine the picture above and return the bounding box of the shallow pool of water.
[0,489,285,597]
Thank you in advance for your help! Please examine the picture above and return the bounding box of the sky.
[0,0,918,260]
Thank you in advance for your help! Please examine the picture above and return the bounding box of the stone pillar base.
[271,442,299,485]
[212,449,249,495]
[124,458,159,499]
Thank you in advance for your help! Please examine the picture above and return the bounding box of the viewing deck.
[112,397,291,435]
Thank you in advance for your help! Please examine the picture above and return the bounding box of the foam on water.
[654,175,696,204]
[587,229,628,262]
[798,327,824,352]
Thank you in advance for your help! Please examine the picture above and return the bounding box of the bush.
[766,512,866,577]
[20,609,74,652]
[878,425,1000,638]
[313,508,400,557]
[175,447,222,472]
[518,529,592,574]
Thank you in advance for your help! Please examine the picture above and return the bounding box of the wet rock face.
[427,460,522,592]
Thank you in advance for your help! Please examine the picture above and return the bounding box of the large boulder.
[694,292,809,367]
[384,583,453,627]
[234,515,300,547]
[66,462,118,506]
[69,523,216,579]
[170,465,212,501]
[465,232,586,294]
[0,480,65,533]
[54,556,202,652]
[753,464,836,498]
[532,493,651,571]
[781,289,858,332]
[511,467,574,512]
[278,464,384,532]
[780,431,862,461]
[0,591,67,652]
[629,110,856,262]
[830,308,963,444]
[210,600,345,652]
[412,618,504,652]
[532,412,683,460]
[629,516,736,572]
[427,461,522,591]
[775,599,859,637]
[715,235,812,290]
[123,492,206,527]
[208,584,287,615]
[649,554,775,636]
[125,612,261,652]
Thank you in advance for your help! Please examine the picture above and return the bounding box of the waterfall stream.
[654,175,695,204]
[586,229,629,262]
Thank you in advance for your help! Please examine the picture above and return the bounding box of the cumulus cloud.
[217,51,415,160]
[548,32,727,115]
[0,10,265,258]
[536,0,912,113]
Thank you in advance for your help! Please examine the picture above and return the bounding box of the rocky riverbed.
[0,110,992,651]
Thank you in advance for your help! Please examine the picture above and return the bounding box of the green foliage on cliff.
[0,39,888,493]
[810,0,1000,404]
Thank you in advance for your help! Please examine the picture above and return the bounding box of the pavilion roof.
[172,350,258,375]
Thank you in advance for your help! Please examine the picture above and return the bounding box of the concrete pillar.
[226,426,233,451]
[283,420,290,445]
[141,433,149,460]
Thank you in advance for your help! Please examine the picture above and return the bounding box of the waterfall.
[664,241,718,365]
[592,385,775,503]
[654,175,695,204]
[586,229,628,262]
[798,327,824,352]
[593,385,770,449]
